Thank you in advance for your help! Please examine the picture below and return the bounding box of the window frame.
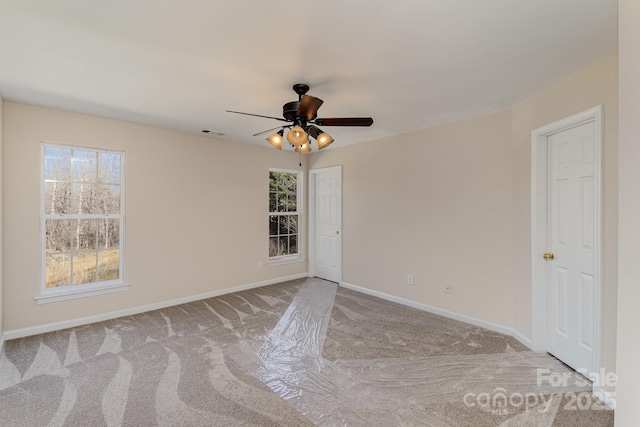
[37,142,128,304]
[268,168,304,265]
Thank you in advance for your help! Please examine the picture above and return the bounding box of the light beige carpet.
[0,278,613,426]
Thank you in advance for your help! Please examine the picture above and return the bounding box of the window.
[40,143,126,302]
[269,169,301,262]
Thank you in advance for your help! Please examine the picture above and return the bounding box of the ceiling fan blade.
[314,117,374,126]
[226,110,288,122]
[253,126,285,137]
[297,95,324,121]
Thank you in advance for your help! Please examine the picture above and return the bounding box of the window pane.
[289,215,298,234]
[72,182,97,214]
[269,192,277,212]
[44,147,71,180]
[96,184,121,214]
[98,152,121,184]
[72,252,97,285]
[289,235,298,255]
[98,250,120,281]
[279,236,289,255]
[73,219,98,251]
[269,237,278,257]
[278,215,288,235]
[277,193,287,212]
[46,219,73,253]
[283,173,296,191]
[98,219,120,250]
[44,181,72,214]
[269,172,277,192]
[269,216,278,236]
[287,194,297,212]
[72,150,97,181]
[46,253,71,288]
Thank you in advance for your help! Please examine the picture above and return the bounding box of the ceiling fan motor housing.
[282,101,301,121]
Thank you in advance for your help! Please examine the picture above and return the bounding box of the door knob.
[336,230,340,235]
[543,252,555,260]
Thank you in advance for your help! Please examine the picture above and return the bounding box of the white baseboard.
[4,273,308,341]
[337,283,616,409]
[510,329,534,349]
[340,282,533,350]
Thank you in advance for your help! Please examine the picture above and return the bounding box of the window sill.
[36,280,130,304]
[268,256,305,267]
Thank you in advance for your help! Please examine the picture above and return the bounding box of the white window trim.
[36,280,129,304]
[267,256,305,266]
[38,142,127,303]
[268,168,304,265]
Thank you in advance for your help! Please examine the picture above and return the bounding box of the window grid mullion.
[268,169,301,259]
[44,214,123,219]
[42,143,124,292]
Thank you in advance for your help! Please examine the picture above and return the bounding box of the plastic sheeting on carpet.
[227,279,593,426]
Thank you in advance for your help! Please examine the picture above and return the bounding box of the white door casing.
[547,121,597,373]
[309,166,342,283]
[531,106,602,380]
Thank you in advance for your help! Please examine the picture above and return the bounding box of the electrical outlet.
[407,274,414,285]
[257,261,263,270]
[445,285,452,294]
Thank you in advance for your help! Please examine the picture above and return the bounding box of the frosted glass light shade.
[266,130,283,149]
[295,142,312,153]
[287,126,307,146]
[316,132,334,150]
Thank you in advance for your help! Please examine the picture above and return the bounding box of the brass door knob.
[543,252,555,260]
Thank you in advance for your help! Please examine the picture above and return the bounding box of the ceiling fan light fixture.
[266,129,284,149]
[316,132,334,150]
[226,83,374,153]
[287,125,307,146]
[295,142,312,153]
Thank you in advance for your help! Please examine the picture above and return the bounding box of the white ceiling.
[0,0,618,150]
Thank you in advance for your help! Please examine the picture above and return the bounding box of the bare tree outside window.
[43,145,123,288]
[269,170,300,258]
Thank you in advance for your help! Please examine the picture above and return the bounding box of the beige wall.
[311,53,618,368]
[3,102,307,332]
[511,53,619,381]
[616,0,640,423]
[311,110,515,327]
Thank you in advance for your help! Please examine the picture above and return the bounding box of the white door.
[547,120,597,374]
[313,167,341,283]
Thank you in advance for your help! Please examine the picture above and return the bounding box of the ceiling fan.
[226,83,373,152]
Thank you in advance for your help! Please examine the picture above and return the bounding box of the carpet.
[0,278,614,426]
